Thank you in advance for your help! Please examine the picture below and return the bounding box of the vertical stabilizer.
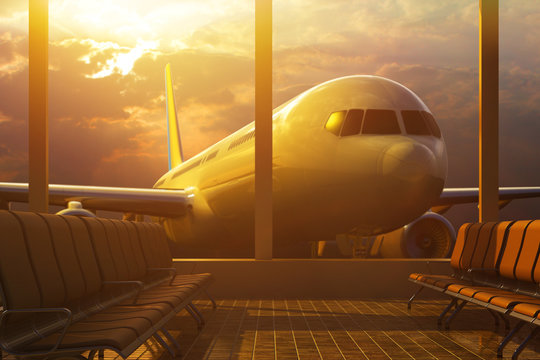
[165,63,184,169]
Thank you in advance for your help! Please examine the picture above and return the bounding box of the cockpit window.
[421,111,441,138]
[402,110,431,135]
[325,111,346,136]
[362,109,400,135]
[341,109,364,136]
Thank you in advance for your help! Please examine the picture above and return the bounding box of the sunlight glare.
[86,40,159,78]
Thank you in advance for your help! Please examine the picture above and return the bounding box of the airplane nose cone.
[380,142,438,182]
[376,141,444,225]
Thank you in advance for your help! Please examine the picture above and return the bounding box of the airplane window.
[325,111,346,136]
[421,111,441,138]
[228,130,255,150]
[341,109,364,136]
[206,150,218,161]
[171,159,202,179]
[362,109,400,134]
[402,110,431,135]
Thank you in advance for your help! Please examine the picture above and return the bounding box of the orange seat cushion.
[409,273,422,280]
[512,302,540,318]
[490,295,540,309]
[446,283,472,294]
[472,289,516,303]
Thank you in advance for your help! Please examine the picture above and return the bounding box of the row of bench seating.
[409,220,540,359]
[0,210,214,359]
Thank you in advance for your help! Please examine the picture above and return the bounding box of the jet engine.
[376,212,455,258]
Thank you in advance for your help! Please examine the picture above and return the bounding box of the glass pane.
[421,111,442,138]
[325,111,346,136]
[341,109,364,136]
[362,110,400,135]
[402,110,431,135]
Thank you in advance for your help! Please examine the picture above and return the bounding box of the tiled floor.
[5,299,540,359]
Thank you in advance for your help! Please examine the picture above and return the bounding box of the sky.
[0,0,539,224]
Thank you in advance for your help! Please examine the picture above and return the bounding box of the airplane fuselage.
[154,76,447,254]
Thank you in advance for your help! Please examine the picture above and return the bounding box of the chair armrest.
[0,307,72,356]
[148,267,177,285]
[102,281,144,304]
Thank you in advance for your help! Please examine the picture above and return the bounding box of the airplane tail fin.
[165,63,184,169]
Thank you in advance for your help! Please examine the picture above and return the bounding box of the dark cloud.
[0,116,27,182]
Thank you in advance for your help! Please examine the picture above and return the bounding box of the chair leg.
[186,303,204,330]
[87,349,98,360]
[204,289,217,309]
[498,312,510,331]
[512,326,539,360]
[188,302,206,326]
[98,349,105,360]
[498,321,525,358]
[408,286,424,310]
[438,298,458,327]
[444,300,467,330]
[153,332,176,358]
[487,308,500,328]
[161,328,182,352]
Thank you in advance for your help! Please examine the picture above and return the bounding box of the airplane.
[1,64,540,258]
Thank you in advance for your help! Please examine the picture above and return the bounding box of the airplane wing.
[1,183,539,217]
[431,187,540,213]
[0,183,192,217]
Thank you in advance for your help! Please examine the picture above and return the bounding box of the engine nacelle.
[376,212,455,258]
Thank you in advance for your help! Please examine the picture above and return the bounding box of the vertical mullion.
[479,0,499,222]
[29,0,49,213]
[255,0,273,259]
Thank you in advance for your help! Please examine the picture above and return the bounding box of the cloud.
[0,26,255,187]
[184,19,254,57]
[0,113,27,182]
[0,110,11,124]
[0,31,28,78]
[53,38,161,79]
[47,111,169,187]
[0,52,27,78]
